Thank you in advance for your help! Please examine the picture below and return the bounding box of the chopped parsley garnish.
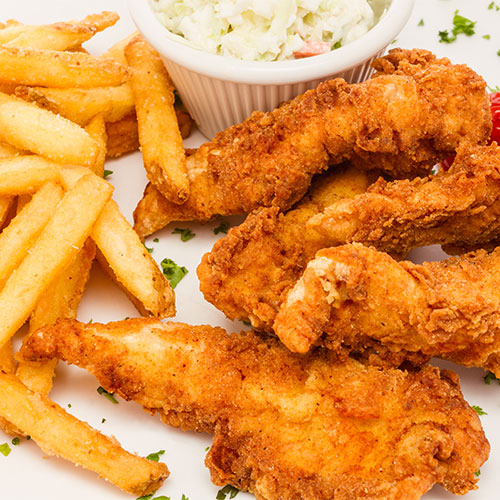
[214,221,230,235]
[483,371,500,385]
[146,450,165,462]
[181,495,189,500]
[153,238,159,243]
[11,437,20,446]
[216,485,240,500]
[172,228,196,242]
[472,405,487,416]
[68,403,72,408]
[144,243,154,253]
[242,320,251,327]
[489,1,500,11]
[439,10,476,43]
[333,40,342,50]
[136,495,154,500]
[155,497,171,500]
[497,49,500,57]
[475,469,481,477]
[88,318,93,324]
[0,443,11,456]
[483,34,491,39]
[205,446,210,451]
[161,258,188,288]
[103,169,113,179]
[488,85,500,92]
[418,19,424,26]
[101,418,106,423]
[97,386,119,404]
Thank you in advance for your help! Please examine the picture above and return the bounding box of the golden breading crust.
[197,166,377,330]
[309,143,500,255]
[274,244,500,375]
[19,318,489,500]
[133,48,491,238]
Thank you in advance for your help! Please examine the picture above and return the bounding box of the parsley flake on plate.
[161,258,188,288]
[146,450,165,462]
[213,221,230,235]
[418,19,424,26]
[216,485,239,500]
[11,437,20,446]
[484,371,500,385]
[0,443,11,457]
[97,386,119,404]
[472,405,487,416]
[103,169,113,178]
[488,1,500,11]
[172,227,196,241]
[439,10,476,44]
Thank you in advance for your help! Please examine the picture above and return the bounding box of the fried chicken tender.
[133,49,490,238]
[19,318,489,500]
[274,244,500,375]
[198,166,377,331]
[309,143,500,255]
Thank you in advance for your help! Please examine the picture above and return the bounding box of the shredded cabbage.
[150,0,389,61]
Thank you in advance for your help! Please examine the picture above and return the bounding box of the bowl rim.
[129,0,416,85]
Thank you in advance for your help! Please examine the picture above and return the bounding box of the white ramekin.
[129,0,415,139]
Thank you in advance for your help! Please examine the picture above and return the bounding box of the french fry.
[0,92,98,167]
[0,46,130,88]
[0,341,25,440]
[85,114,107,177]
[15,84,135,126]
[125,35,189,204]
[106,112,140,158]
[0,195,16,230]
[0,156,61,195]
[14,116,104,393]
[0,340,15,375]
[0,373,169,495]
[0,12,119,50]
[60,166,176,317]
[0,182,64,290]
[91,200,176,318]
[0,174,113,349]
[0,141,24,157]
[0,82,17,95]
[101,32,138,64]
[16,239,96,394]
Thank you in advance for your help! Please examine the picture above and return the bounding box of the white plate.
[1,1,500,499]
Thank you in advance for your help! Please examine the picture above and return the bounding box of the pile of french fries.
[0,11,194,496]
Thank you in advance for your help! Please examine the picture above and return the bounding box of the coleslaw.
[150,0,391,61]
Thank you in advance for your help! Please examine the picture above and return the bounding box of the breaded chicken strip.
[198,166,378,331]
[133,49,490,238]
[20,318,489,500]
[274,244,500,375]
[309,143,500,255]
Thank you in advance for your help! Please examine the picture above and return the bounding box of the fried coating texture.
[133,49,490,238]
[20,318,489,500]
[198,166,377,330]
[274,244,500,375]
[309,143,500,255]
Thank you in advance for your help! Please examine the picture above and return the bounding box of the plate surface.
[1,1,499,499]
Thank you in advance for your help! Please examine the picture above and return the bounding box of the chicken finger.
[309,143,500,255]
[133,48,490,237]
[274,244,500,375]
[19,318,489,500]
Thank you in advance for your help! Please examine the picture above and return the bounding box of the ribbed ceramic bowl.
[130,0,415,138]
